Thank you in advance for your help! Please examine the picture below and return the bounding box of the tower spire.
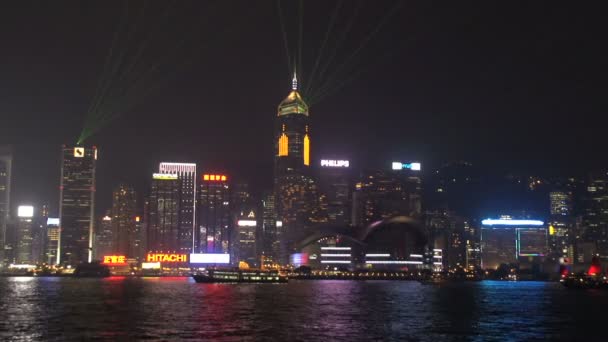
[292,67,298,91]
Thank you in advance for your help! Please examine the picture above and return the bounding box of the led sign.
[190,253,230,264]
[47,218,60,226]
[320,160,349,168]
[481,219,544,226]
[392,162,421,171]
[17,206,34,218]
[102,255,127,265]
[237,220,257,227]
[74,147,85,158]
[141,262,161,269]
[146,253,188,263]
[153,173,178,180]
[203,174,228,182]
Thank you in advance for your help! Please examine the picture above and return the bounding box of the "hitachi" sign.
[146,253,188,262]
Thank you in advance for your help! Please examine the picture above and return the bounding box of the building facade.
[111,184,138,257]
[197,174,230,254]
[0,145,12,266]
[274,74,325,263]
[58,146,97,265]
[147,173,181,253]
[318,159,352,226]
[158,163,196,254]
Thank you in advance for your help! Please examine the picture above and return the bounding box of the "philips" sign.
[321,160,350,168]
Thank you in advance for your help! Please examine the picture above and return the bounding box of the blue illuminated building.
[480,217,548,270]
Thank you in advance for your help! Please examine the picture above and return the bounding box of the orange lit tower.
[274,73,324,264]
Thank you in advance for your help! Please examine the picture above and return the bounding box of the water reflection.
[2,278,608,341]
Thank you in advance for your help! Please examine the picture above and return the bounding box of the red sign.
[146,253,188,263]
[102,255,127,265]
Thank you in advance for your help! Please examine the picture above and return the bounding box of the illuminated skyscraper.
[274,73,324,263]
[111,184,137,257]
[147,173,180,253]
[261,192,278,260]
[159,162,196,254]
[45,218,60,264]
[15,205,34,264]
[0,145,12,265]
[197,174,230,254]
[94,212,113,260]
[58,146,97,265]
[232,183,258,266]
[318,159,352,226]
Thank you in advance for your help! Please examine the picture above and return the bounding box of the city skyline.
[1,1,606,216]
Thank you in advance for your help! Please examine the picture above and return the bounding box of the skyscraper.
[274,73,323,263]
[94,213,112,260]
[197,174,230,254]
[232,183,258,266]
[58,146,97,265]
[147,173,181,253]
[111,184,137,257]
[15,205,34,264]
[318,159,352,226]
[0,145,12,266]
[159,163,196,254]
[45,217,60,264]
[261,192,278,261]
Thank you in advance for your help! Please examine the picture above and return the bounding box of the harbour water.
[1,277,607,341]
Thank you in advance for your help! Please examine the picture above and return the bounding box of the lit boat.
[192,269,288,283]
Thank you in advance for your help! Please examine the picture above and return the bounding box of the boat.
[192,269,288,283]
[72,262,110,278]
[560,273,608,289]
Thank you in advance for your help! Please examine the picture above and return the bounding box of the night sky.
[0,1,605,215]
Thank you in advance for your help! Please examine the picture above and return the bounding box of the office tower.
[95,212,113,260]
[274,73,324,263]
[45,218,60,264]
[147,173,181,253]
[0,145,12,265]
[30,205,49,265]
[15,206,34,264]
[132,215,144,260]
[578,174,608,261]
[318,159,352,226]
[58,146,97,265]
[261,192,278,261]
[547,190,575,264]
[352,164,423,227]
[111,184,137,257]
[158,162,196,254]
[197,174,230,254]
[232,183,258,266]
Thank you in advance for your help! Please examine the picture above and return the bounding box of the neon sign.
[481,219,544,226]
[202,174,227,182]
[190,253,230,264]
[153,173,178,180]
[102,255,127,265]
[146,253,188,263]
[392,162,421,171]
[321,159,349,168]
[74,147,85,158]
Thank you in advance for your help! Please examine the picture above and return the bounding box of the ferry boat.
[192,269,288,283]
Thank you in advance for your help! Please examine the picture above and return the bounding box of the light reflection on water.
[0,277,606,341]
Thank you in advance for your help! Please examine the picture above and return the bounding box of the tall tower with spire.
[273,72,324,264]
